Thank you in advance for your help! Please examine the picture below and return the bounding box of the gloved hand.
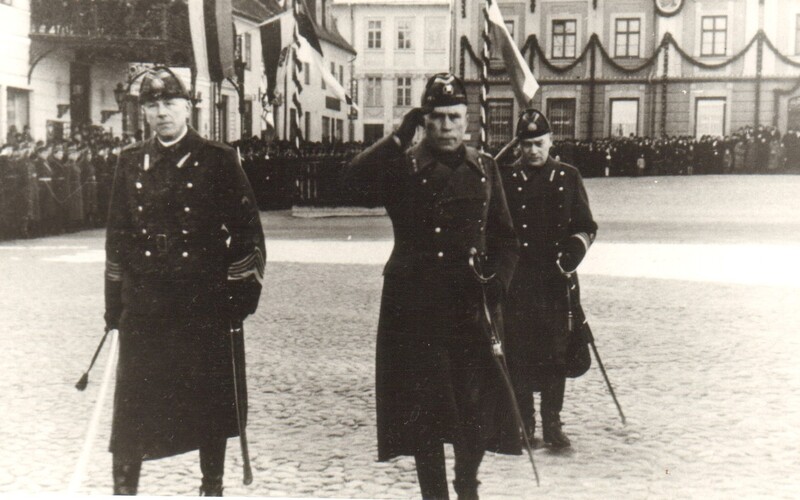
[393,107,425,148]
[556,235,588,274]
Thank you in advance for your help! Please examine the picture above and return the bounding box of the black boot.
[199,438,227,497]
[452,479,480,500]
[199,476,224,497]
[542,414,571,449]
[112,456,142,496]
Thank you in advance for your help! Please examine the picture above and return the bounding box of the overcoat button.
[182,229,189,235]
[187,182,193,188]
[559,187,564,191]
[182,252,188,258]
[135,182,142,189]
[422,179,428,184]
[523,242,529,247]
[435,227,441,233]
[517,186,523,191]
[437,251,444,257]
[481,177,486,183]
[145,250,151,256]
[521,204,526,209]
[137,206,143,212]
[522,224,527,228]
[560,171,565,176]
[184,207,191,213]
[141,228,147,234]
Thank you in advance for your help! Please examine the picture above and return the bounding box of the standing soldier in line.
[343,73,519,500]
[49,143,68,234]
[80,144,99,226]
[499,110,598,449]
[104,67,265,496]
[65,143,85,230]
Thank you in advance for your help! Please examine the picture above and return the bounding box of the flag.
[293,1,357,111]
[261,10,293,102]
[485,0,539,106]
[188,0,235,83]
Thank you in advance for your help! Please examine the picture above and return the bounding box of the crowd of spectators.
[2,123,797,240]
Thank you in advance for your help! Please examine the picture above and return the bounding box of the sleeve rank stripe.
[572,232,592,252]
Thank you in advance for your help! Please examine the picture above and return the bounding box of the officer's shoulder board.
[121,141,144,154]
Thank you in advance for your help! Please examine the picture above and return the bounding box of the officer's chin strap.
[468,248,540,487]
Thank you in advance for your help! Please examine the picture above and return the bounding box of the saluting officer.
[500,110,597,449]
[104,67,265,496]
[343,73,519,500]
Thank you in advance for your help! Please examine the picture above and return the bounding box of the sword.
[582,321,626,425]
[75,327,115,391]
[229,321,254,485]
[468,248,540,487]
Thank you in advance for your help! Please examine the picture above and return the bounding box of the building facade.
[0,0,351,145]
[271,0,358,143]
[456,0,800,146]
[332,0,452,143]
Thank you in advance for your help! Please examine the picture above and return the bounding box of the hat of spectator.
[421,73,467,112]
[516,108,552,140]
[139,66,191,104]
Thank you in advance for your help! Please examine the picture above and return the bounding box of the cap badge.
[528,122,537,132]
[443,83,454,95]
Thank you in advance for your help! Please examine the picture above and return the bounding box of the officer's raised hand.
[392,107,425,149]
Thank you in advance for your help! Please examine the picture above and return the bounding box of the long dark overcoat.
[343,136,520,461]
[500,157,597,387]
[104,127,265,461]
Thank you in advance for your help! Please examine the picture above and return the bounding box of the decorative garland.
[460,30,799,78]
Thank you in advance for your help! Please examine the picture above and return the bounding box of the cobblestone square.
[0,176,798,498]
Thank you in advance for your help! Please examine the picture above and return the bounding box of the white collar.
[156,127,188,148]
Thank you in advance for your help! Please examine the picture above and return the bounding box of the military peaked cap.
[516,108,552,139]
[421,73,468,111]
[139,67,191,103]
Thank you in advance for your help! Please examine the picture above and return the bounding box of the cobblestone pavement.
[1,176,799,498]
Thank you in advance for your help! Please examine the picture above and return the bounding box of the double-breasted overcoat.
[104,127,265,461]
[343,136,520,460]
[500,157,597,386]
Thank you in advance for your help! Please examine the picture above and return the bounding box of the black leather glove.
[557,235,588,274]
[393,107,425,148]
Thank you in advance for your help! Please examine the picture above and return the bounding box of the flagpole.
[481,0,491,153]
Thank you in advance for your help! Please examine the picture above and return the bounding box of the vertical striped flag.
[485,0,539,107]
[188,0,236,83]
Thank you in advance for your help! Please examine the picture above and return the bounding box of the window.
[303,62,310,85]
[322,116,331,142]
[365,76,382,107]
[305,111,310,140]
[487,99,514,146]
[547,98,576,140]
[795,14,800,54]
[367,20,382,49]
[335,119,344,143]
[397,19,412,50]
[338,65,344,85]
[6,88,30,135]
[552,20,577,59]
[364,124,385,144]
[425,17,446,50]
[695,98,726,138]
[244,32,252,68]
[396,77,412,107]
[610,99,639,137]
[701,16,727,56]
[290,108,297,142]
[615,18,640,58]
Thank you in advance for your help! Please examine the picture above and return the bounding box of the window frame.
[700,15,727,57]
[546,98,577,140]
[551,19,578,60]
[694,97,727,138]
[486,98,515,147]
[365,76,383,108]
[367,19,383,50]
[396,76,412,107]
[609,98,640,137]
[614,17,641,58]
[396,18,413,51]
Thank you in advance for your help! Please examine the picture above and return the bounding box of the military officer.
[104,67,265,496]
[500,109,597,449]
[343,73,519,500]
